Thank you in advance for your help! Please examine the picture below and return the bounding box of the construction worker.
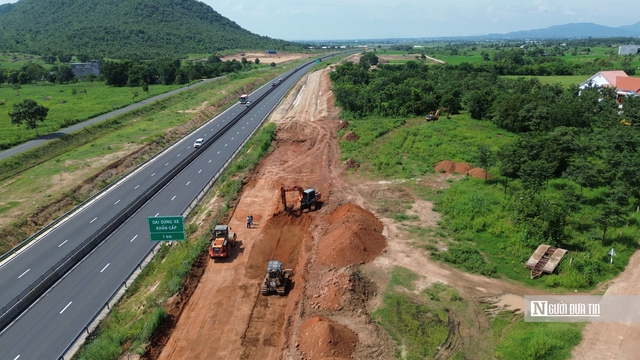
[246,215,251,228]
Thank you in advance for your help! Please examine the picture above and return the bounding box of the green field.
[0,81,183,148]
[502,75,590,87]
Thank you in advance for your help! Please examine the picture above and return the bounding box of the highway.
[0,58,325,359]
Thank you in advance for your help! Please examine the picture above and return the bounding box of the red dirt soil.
[341,131,359,142]
[316,203,386,268]
[298,316,358,360]
[434,160,491,179]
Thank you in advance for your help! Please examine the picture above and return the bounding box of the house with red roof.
[580,70,640,103]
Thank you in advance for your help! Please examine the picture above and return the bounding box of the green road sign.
[148,216,185,241]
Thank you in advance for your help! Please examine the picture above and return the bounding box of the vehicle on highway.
[246,101,252,107]
[239,94,248,104]
[193,138,204,148]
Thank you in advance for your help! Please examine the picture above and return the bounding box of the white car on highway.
[193,138,204,148]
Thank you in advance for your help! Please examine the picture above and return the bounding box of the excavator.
[280,185,321,212]
[426,108,451,121]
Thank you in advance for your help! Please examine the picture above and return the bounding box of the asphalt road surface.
[0,59,323,359]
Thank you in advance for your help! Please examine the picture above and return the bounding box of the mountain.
[486,21,640,40]
[0,0,298,59]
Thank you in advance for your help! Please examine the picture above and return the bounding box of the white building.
[618,45,639,55]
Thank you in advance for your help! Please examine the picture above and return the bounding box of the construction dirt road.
[141,62,640,360]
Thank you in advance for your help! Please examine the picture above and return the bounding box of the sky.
[0,0,639,41]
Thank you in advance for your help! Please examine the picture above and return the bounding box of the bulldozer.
[260,260,293,296]
[208,225,237,259]
[426,108,451,121]
[280,185,321,212]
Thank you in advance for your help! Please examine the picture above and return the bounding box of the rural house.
[580,70,640,103]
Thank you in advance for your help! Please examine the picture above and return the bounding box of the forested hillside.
[0,0,299,58]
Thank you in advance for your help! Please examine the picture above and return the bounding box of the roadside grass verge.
[73,120,277,359]
[338,112,637,290]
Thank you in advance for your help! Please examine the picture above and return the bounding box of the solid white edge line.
[60,301,72,314]
[18,269,30,278]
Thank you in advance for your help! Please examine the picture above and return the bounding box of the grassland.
[340,112,638,289]
[0,80,184,149]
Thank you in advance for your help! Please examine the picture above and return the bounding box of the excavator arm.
[280,185,303,211]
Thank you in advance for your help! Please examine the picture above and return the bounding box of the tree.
[142,82,149,94]
[475,145,495,181]
[58,54,72,63]
[270,62,276,67]
[42,55,57,64]
[57,64,75,84]
[9,99,49,136]
[255,58,260,65]
[76,53,90,62]
[595,199,626,244]
[465,89,493,120]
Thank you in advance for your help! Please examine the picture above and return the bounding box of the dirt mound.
[341,158,359,171]
[341,131,359,142]
[316,203,386,268]
[434,160,474,174]
[338,120,350,130]
[298,316,358,360]
[466,167,492,179]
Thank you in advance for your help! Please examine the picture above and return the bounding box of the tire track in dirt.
[240,212,311,359]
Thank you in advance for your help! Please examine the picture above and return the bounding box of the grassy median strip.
[73,122,276,359]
